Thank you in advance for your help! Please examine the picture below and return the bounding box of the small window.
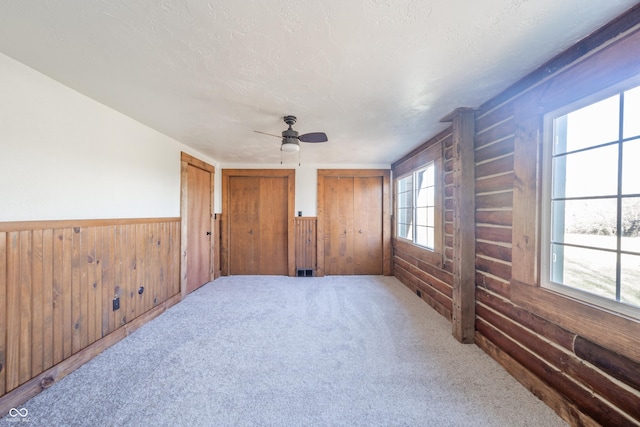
[397,162,436,250]
[542,81,640,314]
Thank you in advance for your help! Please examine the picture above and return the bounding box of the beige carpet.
[2,275,566,426]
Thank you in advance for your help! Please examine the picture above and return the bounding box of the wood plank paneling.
[294,217,317,272]
[101,225,115,337]
[18,231,32,385]
[0,218,180,404]
[31,230,44,378]
[86,227,98,347]
[41,229,54,372]
[0,232,6,396]
[6,232,20,391]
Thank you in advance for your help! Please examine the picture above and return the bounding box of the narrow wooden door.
[259,177,288,275]
[229,176,260,274]
[324,177,355,275]
[354,176,383,274]
[186,163,212,293]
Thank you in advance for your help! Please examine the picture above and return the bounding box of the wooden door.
[354,176,383,275]
[229,176,260,274]
[182,153,214,295]
[317,169,391,276]
[227,175,289,275]
[324,177,355,275]
[259,177,288,275]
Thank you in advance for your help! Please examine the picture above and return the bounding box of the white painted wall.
[0,52,388,222]
[0,52,217,222]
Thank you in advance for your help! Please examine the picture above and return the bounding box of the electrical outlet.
[113,297,120,311]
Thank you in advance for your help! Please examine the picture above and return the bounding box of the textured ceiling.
[0,1,636,165]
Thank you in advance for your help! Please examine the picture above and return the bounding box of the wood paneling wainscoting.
[294,217,317,276]
[0,218,181,415]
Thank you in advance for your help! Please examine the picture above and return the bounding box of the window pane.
[622,139,640,195]
[421,163,435,187]
[621,253,640,307]
[415,226,427,247]
[404,208,414,224]
[397,208,412,226]
[414,226,434,249]
[558,94,620,154]
[553,145,618,198]
[416,186,434,207]
[624,85,640,139]
[398,176,413,192]
[551,244,617,300]
[427,207,435,227]
[622,197,640,252]
[552,199,617,249]
[398,191,412,209]
[415,207,426,226]
[426,227,434,249]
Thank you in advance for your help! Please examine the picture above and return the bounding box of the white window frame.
[541,77,640,319]
[396,162,437,250]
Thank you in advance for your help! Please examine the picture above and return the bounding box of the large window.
[542,81,640,313]
[397,162,436,249]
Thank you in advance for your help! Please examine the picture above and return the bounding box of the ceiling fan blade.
[299,132,328,143]
[253,130,281,139]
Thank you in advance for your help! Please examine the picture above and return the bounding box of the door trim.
[221,169,296,276]
[316,169,391,276]
[180,152,215,298]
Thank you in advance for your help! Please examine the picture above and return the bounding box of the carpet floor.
[2,275,566,426]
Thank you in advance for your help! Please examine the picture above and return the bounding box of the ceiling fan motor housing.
[281,137,300,152]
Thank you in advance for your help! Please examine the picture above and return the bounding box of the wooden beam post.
[442,108,476,343]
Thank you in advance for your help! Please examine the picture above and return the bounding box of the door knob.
[249,229,254,235]
[206,231,212,236]
[359,230,362,234]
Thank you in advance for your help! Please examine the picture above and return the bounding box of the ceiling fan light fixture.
[281,138,300,152]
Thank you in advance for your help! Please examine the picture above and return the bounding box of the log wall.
[393,6,640,426]
[0,218,181,414]
[393,129,454,320]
